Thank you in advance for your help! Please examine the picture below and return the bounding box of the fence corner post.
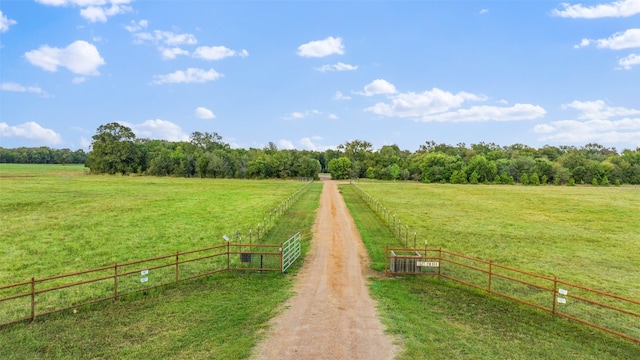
[280,243,284,273]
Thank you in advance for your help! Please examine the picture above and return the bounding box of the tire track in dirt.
[251,180,397,360]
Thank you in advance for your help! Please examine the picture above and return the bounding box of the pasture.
[351,181,640,300]
[0,164,309,284]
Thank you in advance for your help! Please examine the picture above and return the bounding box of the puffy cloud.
[195,107,215,119]
[357,79,397,96]
[0,121,62,145]
[124,19,148,33]
[300,136,334,151]
[36,0,132,23]
[328,114,339,120]
[1,10,17,32]
[479,9,489,15]
[122,119,189,142]
[24,40,105,76]
[552,0,640,18]
[618,53,640,69]
[283,109,321,120]
[152,68,223,85]
[316,62,358,72]
[278,139,295,150]
[576,28,640,50]
[420,104,546,122]
[333,91,351,100]
[159,47,189,60]
[561,100,640,119]
[297,36,344,57]
[193,46,248,60]
[534,100,640,144]
[1,82,48,96]
[365,87,485,117]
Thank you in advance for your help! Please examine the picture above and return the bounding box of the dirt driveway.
[251,180,397,360]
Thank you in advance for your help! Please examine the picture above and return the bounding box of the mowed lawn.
[355,181,640,300]
[0,164,309,284]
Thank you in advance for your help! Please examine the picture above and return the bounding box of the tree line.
[3,122,639,185]
[0,147,87,164]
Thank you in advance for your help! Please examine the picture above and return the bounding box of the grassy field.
[351,181,640,300]
[0,164,323,359]
[0,164,309,284]
[340,184,640,359]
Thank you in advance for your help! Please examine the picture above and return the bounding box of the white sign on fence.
[558,288,568,295]
[140,277,149,283]
[141,269,149,276]
[557,297,567,304]
[417,261,439,267]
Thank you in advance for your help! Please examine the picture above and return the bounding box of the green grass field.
[351,181,640,300]
[0,164,309,284]
[0,164,323,359]
[340,184,640,359]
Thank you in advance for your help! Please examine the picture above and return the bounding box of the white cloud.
[316,62,358,72]
[278,139,295,150]
[36,0,132,23]
[334,91,351,100]
[577,28,640,50]
[357,79,398,96]
[193,46,248,60]
[284,109,321,120]
[1,10,17,32]
[152,68,223,85]
[618,53,640,69]
[300,136,334,151]
[1,82,48,96]
[72,77,86,84]
[297,36,344,58]
[24,40,105,76]
[134,30,197,46]
[479,9,489,15]
[419,104,546,122]
[328,114,339,120]
[562,100,640,119]
[365,87,485,117]
[534,100,640,144]
[159,47,189,60]
[195,107,215,119]
[122,119,189,142]
[552,0,640,18]
[0,121,62,145]
[124,19,148,33]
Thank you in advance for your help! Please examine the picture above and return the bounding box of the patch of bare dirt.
[251,180,398,360]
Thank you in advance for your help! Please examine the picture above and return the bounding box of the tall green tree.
[85,122,142,174]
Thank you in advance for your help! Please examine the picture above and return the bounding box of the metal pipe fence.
[0,239,302,329]
[385,246,640,344]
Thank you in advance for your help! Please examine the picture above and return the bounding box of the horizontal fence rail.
[0,240,303,328]
[385,247,640,344]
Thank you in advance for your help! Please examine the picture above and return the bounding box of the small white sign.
[141,269,149,276]
[558,288,568,295]
[140,277,149,283]
[417,261,440,267]
[557,297,566,304]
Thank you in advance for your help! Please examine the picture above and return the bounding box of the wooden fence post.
[552,276,558,315]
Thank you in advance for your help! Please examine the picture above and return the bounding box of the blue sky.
[1,0,639,152]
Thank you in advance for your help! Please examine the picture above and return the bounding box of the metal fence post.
[552,276,558,315]
[30,277,35,321]
[114,262,118,301]
[175,251,179,282]
[488,260,493,295]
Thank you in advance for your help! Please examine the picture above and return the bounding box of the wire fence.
[352,182,640,344]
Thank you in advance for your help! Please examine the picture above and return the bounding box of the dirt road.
[251,180,397,360]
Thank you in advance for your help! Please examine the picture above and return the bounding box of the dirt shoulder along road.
[251,180,398,360]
